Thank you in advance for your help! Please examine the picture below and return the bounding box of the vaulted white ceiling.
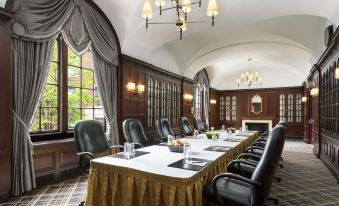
[94,0,339,90]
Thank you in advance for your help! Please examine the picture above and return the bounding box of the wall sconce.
[210,99,217,104]
[183,94,193,101]
[336,67,339,79]
[301,96,307,103]
[127,82,145,95]
[310,87,319,97]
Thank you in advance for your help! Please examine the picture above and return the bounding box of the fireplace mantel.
[242,119,273,131]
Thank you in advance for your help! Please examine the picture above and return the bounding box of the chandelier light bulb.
[155,0,166,7]
[182,0,192,13]
[142,0,153,19]
[207,0,218,16]
[336,67,339,79]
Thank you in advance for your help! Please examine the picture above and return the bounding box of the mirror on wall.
[250,94,263,114]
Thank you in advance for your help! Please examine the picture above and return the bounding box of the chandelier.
[142,0,219,40]
[236,58,263,88]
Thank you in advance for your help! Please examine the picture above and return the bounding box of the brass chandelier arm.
[159,1,202,13]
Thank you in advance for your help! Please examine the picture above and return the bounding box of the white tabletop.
[92,132,256,179]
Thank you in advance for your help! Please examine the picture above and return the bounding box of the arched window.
[219,96,224,121]
[31,39,106,132]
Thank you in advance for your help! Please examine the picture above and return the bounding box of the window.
[67,49,105,128]
[31,38,105,134]
[287,94,294,122]
[231,96,237,121]
[147,78,181,127]
[154,80,160,125]
[279,94,286,119]
[31,40,60,132]
[321,65,339,134]
[225,96,231,121]
[147,77,154,127]
[195,87,201,119]
[219,96,224,121]
[295,93,302,123]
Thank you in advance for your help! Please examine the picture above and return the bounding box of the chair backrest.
[156,118,174,142]
[278,118,287,126]
[179,117,193,136]
[193,117,206,132]
[74,120,110,171]
[123,119,148,147]
[250,125,286,205]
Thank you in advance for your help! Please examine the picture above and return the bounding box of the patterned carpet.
[1,139,339,206]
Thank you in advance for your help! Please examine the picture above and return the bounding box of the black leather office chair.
[228,124,286,182]
[193,117,206,133]
[74,120,122,174]
[156,118,175,142]
[123,119,148,147]
[204,125,286,206]
[179,117,193,137]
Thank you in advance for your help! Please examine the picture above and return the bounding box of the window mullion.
[61,38,68,132]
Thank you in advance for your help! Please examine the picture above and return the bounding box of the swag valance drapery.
[11,0,119,196]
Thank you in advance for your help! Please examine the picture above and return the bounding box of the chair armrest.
[133,142,144,148]
[256,138,267,142]
[77,152,94,159]
[228,159,258,168]
[252,142,265,148]
[212,173,262,205]
[247,146,264,151]
[237,153,261,161]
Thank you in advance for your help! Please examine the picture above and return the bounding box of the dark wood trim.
[0,9,13,203]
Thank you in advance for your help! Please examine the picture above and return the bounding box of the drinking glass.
[183,144,192,163]
[168,135,174,144]
[124,142,131,159]
[130,143,135,157]
[221,125,225,131]
[239,127,242,136]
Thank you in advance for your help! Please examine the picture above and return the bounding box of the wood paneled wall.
[32,140,79,187]
[0,8,13,203]
[215,87,304,137]
[307,28,339,181]
[119,55,192,144]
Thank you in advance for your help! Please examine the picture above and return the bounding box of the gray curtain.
[11,37,55,196]
[11,0,119,195]
[193,69,210,125]
[92,50,119,145]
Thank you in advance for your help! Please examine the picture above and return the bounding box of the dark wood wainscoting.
[320,132,339,181]
[32,139,79,187]
[0,8,13,203]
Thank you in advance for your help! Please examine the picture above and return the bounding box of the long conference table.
[85,132,258,206]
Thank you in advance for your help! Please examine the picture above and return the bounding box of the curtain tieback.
[108,112,118,125]
[12,110,30,132]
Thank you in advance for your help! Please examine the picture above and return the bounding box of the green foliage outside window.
[30,40,105,133]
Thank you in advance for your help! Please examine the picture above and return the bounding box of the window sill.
[32,137,76,150]
[30,131,74,143]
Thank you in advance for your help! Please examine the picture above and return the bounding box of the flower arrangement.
[206,131,220,139]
